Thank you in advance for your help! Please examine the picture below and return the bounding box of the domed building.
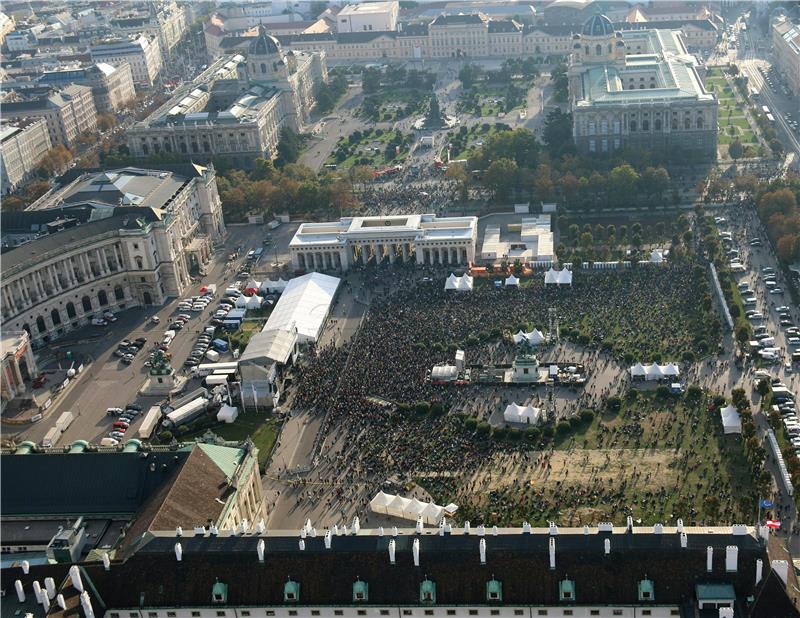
[248,25,288,80]
[567,14,718,160]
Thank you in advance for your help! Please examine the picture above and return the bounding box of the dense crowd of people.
[359,179,458,216]
[282,261,745,526]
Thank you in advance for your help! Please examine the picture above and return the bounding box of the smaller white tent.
[245,278,261,292]
[406,497,427,517]
[720,405,742,435]
[504,274,520,286]
[545,268,559,285]
[645,363,664,380]
[371,491,454,525]
[245,295,263,310]
[261,278,290,294]
[662,362,680,377]
[235,295,249,308]
[650,249,664,264]
[503,402,541,425]
[386,494,411,518]
[557,269,573,286]
[457,274,474,292]
[216,404,239,424]
[630,362,647,378]
[431,365,458,381]
[444,273,459,290]
[513,329,545,346]
[421,502,443,525]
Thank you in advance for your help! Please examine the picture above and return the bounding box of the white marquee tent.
[260,278,289,294]
[261,272,340,343]
[235,295,249,308]
[650,249,664,264]
[503,402,541,425]
[630,362,647,378]
[504,274,520,286]
[216,404,239,424]
[513,329,545,346]
[431,365,458,381]
[631,362,680,381]
[370,491,452,525]
[720,404,742,434]
[245,295,263,310]
[545,268,572,286]
[444,273,474,291]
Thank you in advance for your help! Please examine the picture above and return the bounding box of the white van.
[100,437,120,447]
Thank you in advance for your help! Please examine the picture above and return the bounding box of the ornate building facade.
[568,15,718,159]
[1,165,225,346]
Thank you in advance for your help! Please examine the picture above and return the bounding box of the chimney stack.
[333,524,340,536]
[174,542,183,562]
[707,546,713,572]
[353,517,360,534]
[256,519,266,534]
[257,539,266,562]
[44,578,56,600]
[102,553,111,571]
[725,546,738,572]
[583,525,589,536]
[57,595,66,610]
[626,516,633,532]
[549,522,558,536]
[389,539,396,565]
[239,521,247,535]
[756,559,763,585]
[415,516,423,534]
[653,523,663,534]
[42,593,50,613]
[492,525,498,536]
[772,560,789,585]
[21,561,30,575]
[311,528,317,538]
[304,519,312,533]
[33,581,43,604]
[210,524,219,535]
[324,530,332,549]
[176,526,183,537]
[69,566,84,592]
[438,524,445,537]
[549,537,556,569]
[464,521,471,535]
[604,538,611,555]
[477,524,486,537]
[479,539,487,564]
[680,532,687,548]
[14,580,25,603]
[677,519,684,533]
[299,539,305,551]
[413,538,420,567]
[300,527,307,539]
[392,526,398,537]
[80,591,94,618]
[522,522,531,534]
[379,526,384,537]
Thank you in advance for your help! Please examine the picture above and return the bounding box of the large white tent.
[245,295,263,310]
[513,329,545,346]
[444,273,473,291]
[444,273,459,290]
[504,274,519,286]
[545,268,559,285]
[370,491,451,525]
[503,402,541,425]
[650,249,664,264]
[631,362,680,381]
[235,295,249,309]
[720,405,742,434]
[557,269,573,285]
[216,404,239,424]
[261,272,340,343]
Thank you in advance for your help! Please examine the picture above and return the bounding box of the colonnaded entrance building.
[289,214,478,271]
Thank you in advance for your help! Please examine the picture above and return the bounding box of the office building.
[337,1,399,33]
[90,34,163,88]
[39,62,136,112]
[772,16,800,98]
[1,84,98,147]
[0,117,52,194]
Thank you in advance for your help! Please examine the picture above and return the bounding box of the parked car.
[107,407,124,416]
[91,318,108,326]
[103,311,117,322]
[770,288,783,295]
[134,338,147,346]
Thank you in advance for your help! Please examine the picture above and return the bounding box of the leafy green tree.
[276,127,301,167]
[543,108,574,158]
[484,158,518,199]
[607,164,640,207]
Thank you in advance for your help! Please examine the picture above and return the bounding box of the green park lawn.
[180,413,281,466]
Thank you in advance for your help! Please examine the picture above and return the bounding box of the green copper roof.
[197,443,245,478]
[695,583,735,601]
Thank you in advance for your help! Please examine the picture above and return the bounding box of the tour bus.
[762,105,770,115]
[766,113,776,123]
[191,361,239,378]
[204,374,230,387]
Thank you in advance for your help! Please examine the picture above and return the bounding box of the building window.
[216,613,225,617]
[148,613,158,617]
[311,612,320,616]
[241,613,250,617]
[167,613,175,617]
[630,120,637,132]
[191,613,200,617]
[537,612,548,617]
[613,612,623,616]
[514,612,524,616]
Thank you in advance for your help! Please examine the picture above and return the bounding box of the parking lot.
[7,222,299,448]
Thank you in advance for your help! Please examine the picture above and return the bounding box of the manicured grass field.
[180,414,281,466]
